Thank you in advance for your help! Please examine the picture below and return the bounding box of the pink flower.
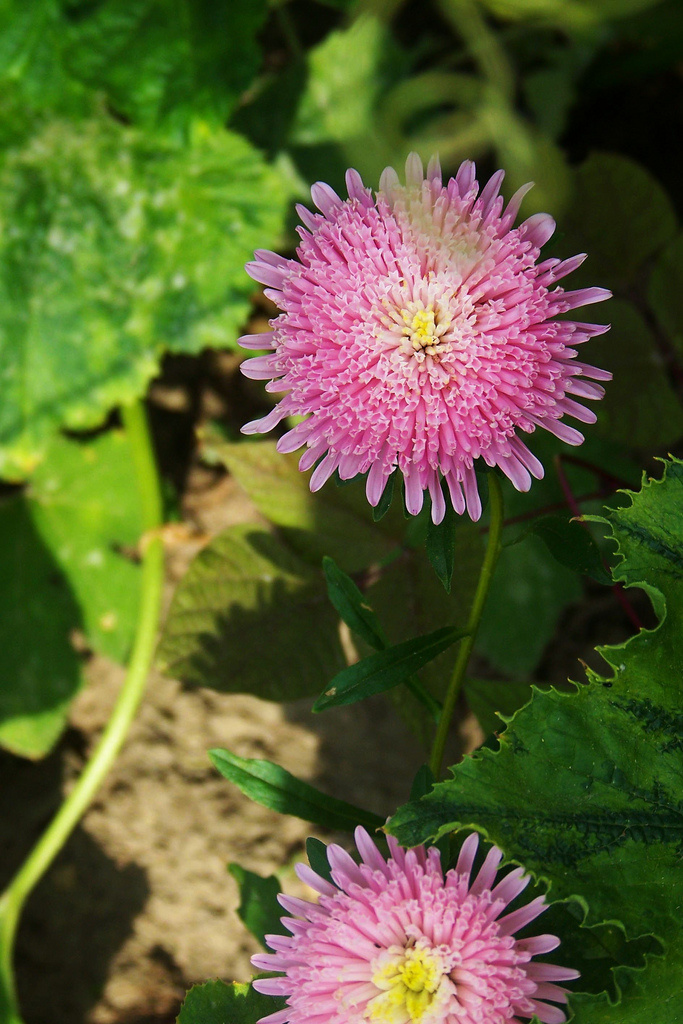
[252,828,579,1024]
[241,155,610,522]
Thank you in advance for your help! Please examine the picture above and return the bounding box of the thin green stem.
[0,401,164,1024]
[428,474,504,779]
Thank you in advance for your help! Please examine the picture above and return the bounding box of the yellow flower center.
[366,945,446,1024]
[403,305,446,356]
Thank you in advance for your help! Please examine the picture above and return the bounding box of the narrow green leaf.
[425,497,457,592]
[177,980,284,1024]
[228,864,283,948]
[305,838,335,887]
[531,514,612,585]
[322,556,386,651]
[313,626,466,711]
[209,749,383,832]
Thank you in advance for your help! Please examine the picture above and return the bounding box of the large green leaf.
[0,0,267,129]
[0,116,287,478]
[558,152,677,292]
[649,232,683,361]
[389,458,683,1017]
[156,525,347,700]
[177,980,284,1024]
[587,300,683,450]
[0,429,143,758]
[475,532,582,676]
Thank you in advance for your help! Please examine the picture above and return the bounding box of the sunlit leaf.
[0,0,268,128]
[0,116,288,478]
[0,429,143,758]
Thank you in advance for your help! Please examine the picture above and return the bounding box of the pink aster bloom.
[241,154,611,522]
[252,828,579,1024]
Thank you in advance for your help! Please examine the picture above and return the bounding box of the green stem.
[0,401,164,1024]
[428,473,504,779]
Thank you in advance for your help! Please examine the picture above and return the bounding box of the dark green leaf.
[531,514,612,585]
[313,626,466,711]
[557,151,677,291]
[390,458,683,1015]
[176,980,284,1024]
[476,533,582,676]
[157,526,347,701]
[228,864,283,948]
[322,556,386,651]
[372,470,396,522]
[305,838,335,886]
[425,496,457,592]
[210,749,383,832]
[649,232,683,361]
[588,300,683,450]
[409,765,435,802]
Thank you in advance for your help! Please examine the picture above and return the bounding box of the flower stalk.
[429,473,504,779]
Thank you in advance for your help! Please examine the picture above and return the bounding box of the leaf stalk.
[428,473,504,779]
[0,400,164,1024]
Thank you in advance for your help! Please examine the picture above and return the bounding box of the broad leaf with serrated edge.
[0,116,287,478]
[156,525,346,700]
[389,458,683,1018]
[0,429,142,758]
